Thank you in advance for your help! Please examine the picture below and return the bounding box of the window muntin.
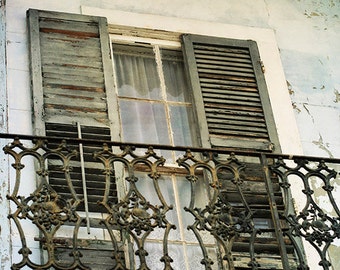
[112,42,197,162]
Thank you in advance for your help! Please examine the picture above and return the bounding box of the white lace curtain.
[113,45,195,147]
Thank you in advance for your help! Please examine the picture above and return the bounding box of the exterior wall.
[0,2,10,270]
[1,0,339,269]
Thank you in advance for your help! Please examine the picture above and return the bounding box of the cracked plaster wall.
[3,0,340,269]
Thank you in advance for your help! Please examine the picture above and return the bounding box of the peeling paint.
[286,80,294,95]
[302,103,315,123]
[292,102,301,113]
[334,90,340,103]
[304,10,324,18]
[312,134,334,158]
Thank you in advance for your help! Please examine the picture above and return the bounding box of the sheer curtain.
[113,45,169,145]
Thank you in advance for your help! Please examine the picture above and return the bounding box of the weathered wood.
[201,83,258,92]
[182,34,281,152]
[197,62,254,73]
[28,9,45,135]
[197,58,253,69]
[39,19,99,34]
[193,44,250,55]
[205,107,265,118]
[199,77,258,87]
[202,96,262,107]
[206,117,267,127]
[204,103,264,112]
[202,87,260,96]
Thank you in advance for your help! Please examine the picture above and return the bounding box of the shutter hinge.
[260,61,265,73]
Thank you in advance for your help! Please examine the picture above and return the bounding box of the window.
[27,9,286,269]
[112,42,197,161]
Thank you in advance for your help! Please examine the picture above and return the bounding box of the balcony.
[1,133,340,270]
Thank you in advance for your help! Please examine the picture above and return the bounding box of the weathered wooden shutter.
[182,34,280,152]
[27,9,122,267]
[28,9,117,132]
[182,35,292,268]
[27,9,118,213]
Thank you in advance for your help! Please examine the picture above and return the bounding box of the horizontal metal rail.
[1,132,339,162]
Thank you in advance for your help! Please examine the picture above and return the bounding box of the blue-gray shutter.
[182,34,280,152]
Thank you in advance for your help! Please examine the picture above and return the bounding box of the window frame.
[110,35,199,163]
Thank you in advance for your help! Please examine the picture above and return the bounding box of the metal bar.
[261,154,290,270]
[77,122,91,234]
[1,133,340,163]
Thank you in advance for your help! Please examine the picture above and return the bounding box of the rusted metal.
[2,134,340,269]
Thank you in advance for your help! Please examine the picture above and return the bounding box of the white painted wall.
[2,0,339,269]
[0,2,11,270]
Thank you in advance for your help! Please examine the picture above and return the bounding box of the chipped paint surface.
[0,3,11,270]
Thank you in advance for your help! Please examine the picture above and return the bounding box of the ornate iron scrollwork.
[271,158,340,269]
[2,135,340,269]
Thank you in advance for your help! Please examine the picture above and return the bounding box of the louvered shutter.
[182,34,280,152]
[182,35,291,267]
[28,9,117,132]
[27,9,118,213]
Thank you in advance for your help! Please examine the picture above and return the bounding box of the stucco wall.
[2,0,340,269]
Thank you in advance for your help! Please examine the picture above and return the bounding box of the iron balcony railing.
[1,134,339,270]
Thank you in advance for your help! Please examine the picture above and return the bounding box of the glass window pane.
[135,173,181,241]
[170,105,195,146]
[161,49,191,102]
[113,44,162,100]
[119,99,170,145]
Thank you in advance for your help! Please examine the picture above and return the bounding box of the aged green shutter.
[27,9,118,213]
[182,34,280,152]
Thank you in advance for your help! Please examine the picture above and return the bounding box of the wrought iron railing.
[1,134,339,270]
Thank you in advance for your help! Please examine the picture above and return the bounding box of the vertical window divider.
[77,122,91,234]
[154,45,176,161]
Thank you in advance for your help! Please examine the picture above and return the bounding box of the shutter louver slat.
[200,78,258,88]
[46,123,117,213]
[54,238,124,269]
